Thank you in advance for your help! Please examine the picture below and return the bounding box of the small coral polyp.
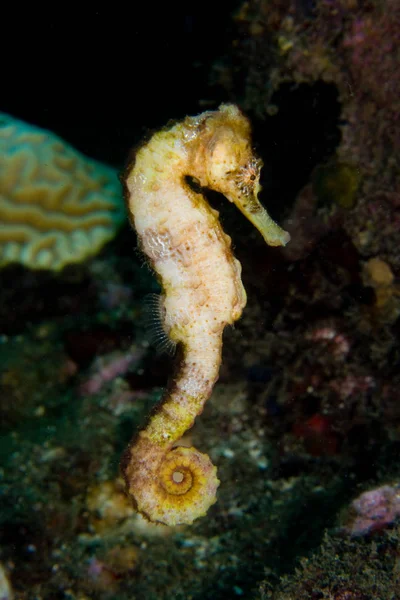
[122,104,289,526]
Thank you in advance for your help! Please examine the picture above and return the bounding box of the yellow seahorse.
[122,104,290,526]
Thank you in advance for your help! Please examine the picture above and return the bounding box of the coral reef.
[260,527,400,599]
[1,1,399,597]
[232,0,400,196]
[0,112,125,271]
[122,104,289,526]
[342,483,400,537]
[213,1,400,596]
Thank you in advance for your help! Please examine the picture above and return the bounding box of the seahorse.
[122,104,290,526]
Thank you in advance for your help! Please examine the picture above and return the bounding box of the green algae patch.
[313,161,360,209]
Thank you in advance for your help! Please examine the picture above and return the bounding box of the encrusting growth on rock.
[122,104,290,526]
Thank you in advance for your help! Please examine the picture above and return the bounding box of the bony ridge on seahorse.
[122,104,290,526]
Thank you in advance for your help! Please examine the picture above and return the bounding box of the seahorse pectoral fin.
[230,192,291,247]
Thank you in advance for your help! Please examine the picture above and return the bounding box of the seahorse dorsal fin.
[143,293,177,356]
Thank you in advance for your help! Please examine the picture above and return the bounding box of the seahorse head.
[189,104,290,247]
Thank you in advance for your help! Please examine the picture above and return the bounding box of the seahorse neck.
[135,129,188,191]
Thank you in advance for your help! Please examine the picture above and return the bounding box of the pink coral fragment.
[344,484,400,536]
[79,352,138,396]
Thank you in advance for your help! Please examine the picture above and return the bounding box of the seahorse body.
[122,104,289,526]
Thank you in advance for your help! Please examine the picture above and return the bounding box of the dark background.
[2,5,241,166]
[2,4,341,213]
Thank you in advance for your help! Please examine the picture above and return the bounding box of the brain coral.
[0,113,125,271]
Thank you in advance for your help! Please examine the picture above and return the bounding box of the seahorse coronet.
[122,103,289,526]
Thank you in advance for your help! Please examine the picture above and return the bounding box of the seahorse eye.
[234,161,259,196]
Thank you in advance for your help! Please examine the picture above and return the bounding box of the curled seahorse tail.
[124,438,219,526]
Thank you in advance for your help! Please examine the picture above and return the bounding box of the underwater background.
[1,1,400,598]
